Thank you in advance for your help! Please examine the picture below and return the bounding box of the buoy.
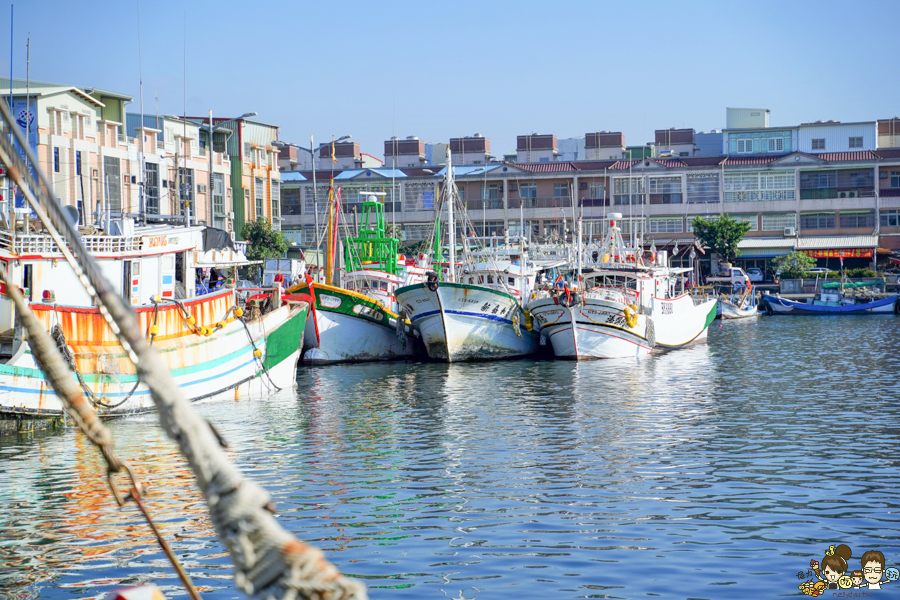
[187,316,196,325]
[217,321,226,329]
[253,348,262,358]
[234,307,244,317]
[149,325,159,336]
[151,295,161,303]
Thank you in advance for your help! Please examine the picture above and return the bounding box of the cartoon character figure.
[851,570,865,588]
[810,544,852,590]
[861,550,890,590]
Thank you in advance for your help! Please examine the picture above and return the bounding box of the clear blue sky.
[2,0,898,160]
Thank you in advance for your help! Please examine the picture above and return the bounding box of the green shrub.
[846,267,877,278]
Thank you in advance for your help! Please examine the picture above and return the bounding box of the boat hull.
[0,296,308,433]
[396,282,539,362]
[295,283,422,364]
[528,294,716,359]
[763,293,899,315]
[528,297,654,359]
[717,300,760,319]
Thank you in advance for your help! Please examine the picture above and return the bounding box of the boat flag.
[331,136,337,163]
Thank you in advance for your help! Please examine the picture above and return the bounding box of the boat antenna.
[137,0,145,224]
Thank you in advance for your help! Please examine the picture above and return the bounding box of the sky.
[1,0,898,161]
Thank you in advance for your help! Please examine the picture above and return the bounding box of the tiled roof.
[796,235,879,250]
[512,162,578,173]
[722,155,781,165]
[810,151,878,161]
[608,160,640,170]
[738,237,795,249]
[652,158,688,168]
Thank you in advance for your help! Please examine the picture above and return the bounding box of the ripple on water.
[1,317,900,598]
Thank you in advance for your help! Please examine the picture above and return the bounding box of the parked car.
[807,267,830,274]
[235,279,257,302]
[746,267,764,283]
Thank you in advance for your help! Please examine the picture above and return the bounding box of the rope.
[0,98,366,600]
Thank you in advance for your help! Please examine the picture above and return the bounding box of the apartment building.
[281,122,900,274]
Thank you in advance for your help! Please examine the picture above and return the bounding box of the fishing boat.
[394,148,551,362]
[0,222,309,433]
[527,213,718,359]
[707,265,760,319]
[717,288,760,319]
[287,189,425,363]
[763,279,899,315]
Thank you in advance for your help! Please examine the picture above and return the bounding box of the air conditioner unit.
[227,211,235,220]
[783,227,796,236]
[847,191,857,198]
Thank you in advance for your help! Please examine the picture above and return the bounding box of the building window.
[880,209,900,227]
[104,156,121,211]
[839,211,874,228]
[613,177,644,205]
[589,182,605,199]
[271,180,280,219]
[890,171,900,188]
[728,130,791,154]
[519,182,537,199]
[75,150,82,176]
[213,173,225,217]
[800,212,835,229]
[649,218,683,233]
[761,213,797,231]
[724,171,796,202]
[648,176,682,204]
[255,177,265,219]
[403,182,433,212]
[481,183,499,201]
[52,147,60,173]
[849,136,864,149]
[144,163,159,215]
[686,172,720,204]
[284,186,302,215]
[553,183,570,198]
[811,138,826,151]
[692,214,759,232]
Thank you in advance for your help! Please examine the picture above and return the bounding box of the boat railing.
[0,231,145,255]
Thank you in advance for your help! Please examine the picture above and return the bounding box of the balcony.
[800,188,875,200]
[466,199,503,210]
[579,196,610,208]
[510,196,572,209]
[649,193,683,205]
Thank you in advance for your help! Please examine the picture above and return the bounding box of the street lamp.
[204,111,256,229]
[272,135,350,278]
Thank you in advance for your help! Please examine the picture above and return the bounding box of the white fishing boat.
[707,266,759,319]
[395,148,551,362]
[527,213,717,359]
[0,222,309,433]
[287,189,425,363]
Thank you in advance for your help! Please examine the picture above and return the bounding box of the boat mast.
[577,217,583,287]
[446,147,455,283]
[325,180,334,285]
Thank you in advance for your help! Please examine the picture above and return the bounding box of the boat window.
[380,281,388,290]
[487,275,494,284]
[363,280,370,288]
[508,277,515,285]
[478,276,484,284]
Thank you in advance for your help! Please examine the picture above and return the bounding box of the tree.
[242,218,289,280]
[770,251,815,279]
[690,214,752,262]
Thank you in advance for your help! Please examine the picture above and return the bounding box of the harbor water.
[2,316,900,599]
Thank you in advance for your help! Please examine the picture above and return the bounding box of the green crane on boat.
[343,192,399,275]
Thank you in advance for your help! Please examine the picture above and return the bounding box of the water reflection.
[2,318,900,599]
